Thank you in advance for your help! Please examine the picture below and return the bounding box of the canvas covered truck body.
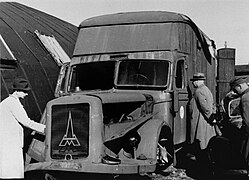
[26,11,216,176]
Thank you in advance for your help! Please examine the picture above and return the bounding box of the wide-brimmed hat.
[190,73,206,81]
[12,78,31,92]
[230,77,247,90]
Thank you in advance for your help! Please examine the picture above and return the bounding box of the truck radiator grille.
[51,103,89,160]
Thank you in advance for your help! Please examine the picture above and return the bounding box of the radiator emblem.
[59,111,80,147]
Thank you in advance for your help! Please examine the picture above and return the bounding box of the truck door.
[26,109,46,162]
[173,58,188,144]
[54,62,70,97]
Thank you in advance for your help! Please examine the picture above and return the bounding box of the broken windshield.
[116,59,170,89]
[69,59,170,92]
[69,61,116,92]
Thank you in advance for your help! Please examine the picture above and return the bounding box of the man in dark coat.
[190,73,216,150]
[230,77,249,166]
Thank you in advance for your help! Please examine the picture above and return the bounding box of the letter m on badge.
[59,111,80,147]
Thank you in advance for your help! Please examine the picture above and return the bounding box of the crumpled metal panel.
[35,30,71,66]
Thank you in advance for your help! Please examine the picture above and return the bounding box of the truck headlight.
[123,131,141,158]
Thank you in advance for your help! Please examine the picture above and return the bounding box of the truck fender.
[136,119,172,160]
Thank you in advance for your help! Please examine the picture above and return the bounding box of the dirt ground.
[148,159,249,180]
[148,164,194,180]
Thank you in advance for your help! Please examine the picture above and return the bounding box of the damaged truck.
[25,11,217,179]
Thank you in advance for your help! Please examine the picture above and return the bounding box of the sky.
[2,0,249,65]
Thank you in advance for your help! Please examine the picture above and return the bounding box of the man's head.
[230,77,248,95]
[190,72,206,88]
[12,78,30,98]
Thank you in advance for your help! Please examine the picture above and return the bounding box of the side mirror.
[173,91,179,113]
[228,98,241,118]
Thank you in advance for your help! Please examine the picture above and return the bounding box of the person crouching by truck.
[230,77,249,168]
[0,78,46,180]
[188,73,218,162]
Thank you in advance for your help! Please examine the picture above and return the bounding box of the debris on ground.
[147,164,195,180]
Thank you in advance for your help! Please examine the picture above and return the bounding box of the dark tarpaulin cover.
[76,11,213,63]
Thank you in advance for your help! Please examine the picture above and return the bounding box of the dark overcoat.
[240,88,249,164]
[191,84,216,149]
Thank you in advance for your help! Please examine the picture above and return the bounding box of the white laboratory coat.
[0,94,45,178]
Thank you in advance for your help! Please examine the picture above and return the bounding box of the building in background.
[0,2,78,152]
[0,2,78,121]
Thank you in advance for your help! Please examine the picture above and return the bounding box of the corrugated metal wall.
[0,2,78,121]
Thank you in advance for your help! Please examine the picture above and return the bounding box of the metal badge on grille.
[59,111,81,147]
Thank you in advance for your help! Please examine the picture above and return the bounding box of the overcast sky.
[2,0,249,65]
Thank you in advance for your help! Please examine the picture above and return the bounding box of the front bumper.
[25,159,157,175]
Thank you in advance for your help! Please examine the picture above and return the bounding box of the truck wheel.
[156,126,174,171]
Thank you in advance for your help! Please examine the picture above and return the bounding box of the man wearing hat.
[0,78,46,179]
[189,73,216,156]
[230,76,249,166]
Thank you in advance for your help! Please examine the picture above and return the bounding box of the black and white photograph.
[1,0,249,179]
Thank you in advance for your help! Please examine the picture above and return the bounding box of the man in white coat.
[0,78,46,179]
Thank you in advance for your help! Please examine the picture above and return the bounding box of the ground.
[148,165,194,180]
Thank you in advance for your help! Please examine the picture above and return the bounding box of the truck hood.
[86,91,147,104]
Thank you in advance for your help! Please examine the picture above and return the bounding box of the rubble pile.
[148,165,194,180]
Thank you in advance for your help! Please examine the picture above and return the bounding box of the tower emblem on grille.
[59,111,80,147]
